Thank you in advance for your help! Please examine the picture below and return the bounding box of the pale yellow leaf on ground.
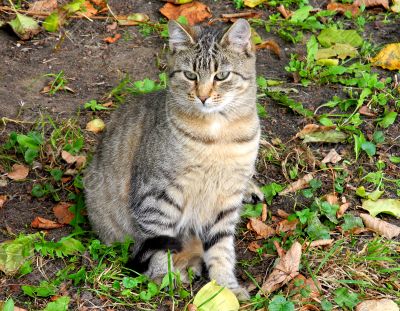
[392,0,400,12]
[371,43,400,70]
[279,173,313,195]
[193,280,239,310]
[7,164,29,180]
[322,149,342,164]
[28,0,58,13]
[247,218,275,238]
[360,213,400,239]
[244,0,267,8]
[86,118,105,133]
[259,241,302,294]
[356,299,399,311]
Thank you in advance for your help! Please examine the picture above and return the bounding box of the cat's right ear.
[168,21,195,52]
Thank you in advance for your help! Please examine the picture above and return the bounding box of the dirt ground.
[0,0,399,310]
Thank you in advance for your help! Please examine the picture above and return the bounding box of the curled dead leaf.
[327,2,360,16]
[31,217,64,229]
[359,105,377,117]
[273,240,285,258]
[354,0,389,9]
[325,193,339,205]
[259,241,302,294]
[159,1,212,25]
[276,219,299,233]
[256,40,281,58]
[247,218,275,239]
[248,241,262,252]
[28,0,58,13]
[61,150,86,168]
[53,202,74,224]
[276,209,290,218]
[300,305,321,311]
[103,33,121,43]
[79,1,98,17]
[337,202,351,218]
[116,13,150,26]
[360,213,400,239]
[305,239,334,248]
[261,203,267,221]
[296,124,347,143]
[277,4,292,19]
[0,195,7,209]
[279,173,313,195]
[220,12,261,22]
[356,299,399,311]
[322,149,342,164]
[187,304,198,311]
[7,164,29,180]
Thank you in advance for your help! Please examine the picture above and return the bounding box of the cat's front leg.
[202,230,250,301]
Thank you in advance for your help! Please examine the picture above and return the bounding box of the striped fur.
[84,19,259,300]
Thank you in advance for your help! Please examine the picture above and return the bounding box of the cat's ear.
[168,20,195,52]
[220,19,252,53]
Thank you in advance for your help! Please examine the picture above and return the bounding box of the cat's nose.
[198,96,209,104]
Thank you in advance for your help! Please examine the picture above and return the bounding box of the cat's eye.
[214,71,230,81]
[184,71,197,81]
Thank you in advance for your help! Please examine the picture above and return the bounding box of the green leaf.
[300,130,347,143]
[378,111,397,128]
[24,148,38,164]
[193,280,239,310]
[257,103,267,118]
[43,12,61,32]
[122,276,141,289]
[342,214,364,231]
[317,28,363,48]
[19,260,33,276]
[306,35,318,64]
[2,298,14,311]
[321,299,333,311]
[316,43,358,60]
[268,295,295,311]
[373,131,385,144]
[361,141,376,157]
[290,6,313,23]
[241,203,263,219]
[0,233,39,275]
[389,156,400,164]
[22,281,56,298]
[355,186,384,201]
[333,287,359,309]
[50,168,63,181]
[261,182,284,205]
[176,15,189,25]
[17,133,42,150]
[320,201,339,224]
[296,208,313,224]
[43,296,70,311]
[306,214,331,240]
[362,199,400,218]
[63,0,85,13]
[8,13,41,40]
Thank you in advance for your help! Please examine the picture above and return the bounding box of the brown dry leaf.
[337,202,351,218]
[276,219,299,233]
[220,12,261,22]
[322,149,342,164]
[371,43,400,70]
[31,216,64,229]
[80,1,98,17]
[277,4,292,19]
[115,13,149,26]
[103,33,121,43]
[90,0,107,7]
[28,0,58,13]
[256,40,281,58]
[248,241,262,252]
[7,164,29,180]
[261,203,267,221]
[288,275,321,302]
[187,304,198,311]
[300,305,321,311]
[276,209,289,218]
[159,2,212,25]
[0,195,7,209]
[359,105,377,117]
[273,240,285,257]
[61,150,86,168]
[279,173,313,195]
[356,299,399,311]
[327,2,360,16]
[325,193,339,205]
[247,218,275,239]
[296,124,335,137]
[360,213,400,239]
[53,202,74,224]
[305,239,334,248]
[106,22,118,32]
[354,0,389,9]
[259,241,302,294]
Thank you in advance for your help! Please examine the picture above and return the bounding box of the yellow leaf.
[371,43,400,70]
[244,0,267,8]
[193,280,239,311]
[392,0,400,12]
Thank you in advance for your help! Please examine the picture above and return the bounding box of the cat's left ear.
[168,20,195,52]
[220,19,252,54]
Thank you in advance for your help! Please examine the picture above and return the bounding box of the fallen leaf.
[103,33,121,43]
[317,28,363,48]
[356,299,399,311]
[7,164,29,180]
[296,124,347,143]
[276,209,289,218]
[193,280,239,310]
[248,241,262,252]
[325,193,339,205]
[288,274,321,302]
[28,0,58,13]
[327,2,360,16]
[53,202,74,224]
[259,241,302,294]
[316,58,339,66]
[0,195,7,209]
[359,105,377,117]
[106,22,117,32]
[116,13,149,26]
[354,0,389,9]
[86,118,105,133]
[31,217,64,229]
[256,40,281,58]
[277,4,292,19]
[187,304,198,311]
[8,13,41,40]
[371,43,400,71]
[362,199,400,218]
[300,305,321,311]
[337,202,351,218]
[159,2,212,25]
[316,43,358,60]
[247,218,275,238]
[273,240,285,257]
[392,0,400,12]
[61,150,86,168]
[244,0,267,8]
[79,1,98,17]
[305,239,334,248]
[360,213,400,239]
[276,219,299,233]
[261,203,267,221]
[279,173,313,195]
[221,12,261,22]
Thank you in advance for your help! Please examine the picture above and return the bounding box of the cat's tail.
[127,235,183,273]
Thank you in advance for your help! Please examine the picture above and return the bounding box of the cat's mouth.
[196,98,226,114]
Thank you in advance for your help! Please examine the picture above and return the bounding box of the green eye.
[184,71,197,81]
[215,71,230,81]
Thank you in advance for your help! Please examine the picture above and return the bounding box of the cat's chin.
[196,102,226,114]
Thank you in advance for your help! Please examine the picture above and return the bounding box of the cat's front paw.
[243,180,264,204]
[231,286,251,301]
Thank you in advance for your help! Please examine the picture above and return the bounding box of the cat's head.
[167,19,256,116]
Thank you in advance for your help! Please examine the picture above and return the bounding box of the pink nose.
[198,96,209,103]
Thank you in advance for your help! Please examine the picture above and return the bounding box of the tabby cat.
[84,19,260,300]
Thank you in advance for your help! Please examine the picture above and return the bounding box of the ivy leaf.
[362,199,400,218]
[261,183,284,205]
[361,141,376,157]
[241,203,263,219]
[8,13,41,40]
[268,295,295,311]
[306,214,331,240]
[334,287,359,309]
[342,214,364,231]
